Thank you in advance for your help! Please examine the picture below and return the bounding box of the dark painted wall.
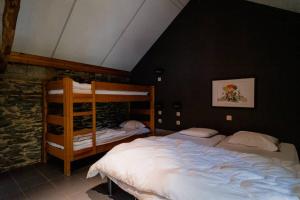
[131,0,300,147]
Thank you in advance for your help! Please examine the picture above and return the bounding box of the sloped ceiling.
[0,0,299,71]
[1,0,189,71]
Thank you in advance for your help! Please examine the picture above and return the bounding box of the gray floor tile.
[93,182,134,200]
[24,182,67,200]
[0,172,13,184]
[50,174,94,196]
[34,163,63,181]
[15,175,48,192]
[0,173,23,198]
[1,163,132,200]
[9,166,37,181]
[0,190,27,200]
[67,190,112,200]
[10,166,49,191]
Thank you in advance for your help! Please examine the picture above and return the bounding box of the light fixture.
[172,102,182,110]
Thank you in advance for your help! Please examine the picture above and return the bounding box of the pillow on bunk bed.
[73,81,91,90]
[228,131,279,152]
[120,120,145,129]
[179,128,218,138]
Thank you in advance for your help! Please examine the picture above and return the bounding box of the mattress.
[95,90,148,96]
[166,132,226,147]
[48,89,92,94]
[47,127,149,151]
[217,136,299,164]
[48,81,148,96]
[48,89,148,95]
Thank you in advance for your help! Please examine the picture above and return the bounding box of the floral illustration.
[218,84,247,103]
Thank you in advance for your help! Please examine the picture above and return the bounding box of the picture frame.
[212,78,255,108]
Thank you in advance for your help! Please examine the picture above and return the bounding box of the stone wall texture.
[0,64,129,173]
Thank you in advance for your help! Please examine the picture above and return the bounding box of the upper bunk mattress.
[217,136,299,164]
[48,89,148,96]
[48,81,149,95]
[48,81,92,94]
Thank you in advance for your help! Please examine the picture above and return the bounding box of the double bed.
[87,129,300,200]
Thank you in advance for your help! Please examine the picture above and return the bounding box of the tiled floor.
[0,159,134,200]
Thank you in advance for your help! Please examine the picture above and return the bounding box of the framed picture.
[212,78,255,108]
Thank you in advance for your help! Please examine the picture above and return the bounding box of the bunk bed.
[43,77,155,176]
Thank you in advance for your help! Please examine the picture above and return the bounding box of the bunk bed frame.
[43,77,155,176]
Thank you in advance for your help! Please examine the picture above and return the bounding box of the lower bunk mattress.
[47,127,149,151]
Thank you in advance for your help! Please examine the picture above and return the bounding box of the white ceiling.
[0,0,299,71]
[0,0,188,71]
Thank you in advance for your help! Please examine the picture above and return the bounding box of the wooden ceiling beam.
[7,52,130,77]
[0,0,21,72]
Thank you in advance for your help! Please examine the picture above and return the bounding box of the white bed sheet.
[166,132,225,147]
[87,137,300,200]
[217,136,299,164]
[48,89,92,94]
[47,127,149,151]
[95,90,148,96]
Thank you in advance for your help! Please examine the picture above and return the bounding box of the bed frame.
[43,77,155,176]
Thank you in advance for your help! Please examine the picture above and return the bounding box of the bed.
[87,134,300,200]
[44,77,155,176]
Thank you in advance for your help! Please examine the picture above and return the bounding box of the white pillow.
[179,128,218,138]
[228,131,279,151]
[120,120,145,129]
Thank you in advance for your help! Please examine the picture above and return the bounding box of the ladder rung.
[47,115,64,126]
[131,109,150,115]
[47,133,64,146]
[73,128,93,136]
[73,111,93,117]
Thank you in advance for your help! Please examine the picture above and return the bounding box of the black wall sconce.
[154,68,164,82]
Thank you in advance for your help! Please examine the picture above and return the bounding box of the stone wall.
[0,63,129,173]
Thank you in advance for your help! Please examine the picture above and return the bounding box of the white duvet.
[87,137,300,200]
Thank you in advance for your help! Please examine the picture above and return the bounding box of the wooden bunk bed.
[43,77,155,176]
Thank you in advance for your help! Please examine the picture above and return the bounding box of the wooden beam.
[7,52,130,77]
[0,0,21,72]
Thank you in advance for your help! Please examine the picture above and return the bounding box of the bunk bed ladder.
[63,77,74,176]
[42,83,48,163]
[92,81,97,155]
